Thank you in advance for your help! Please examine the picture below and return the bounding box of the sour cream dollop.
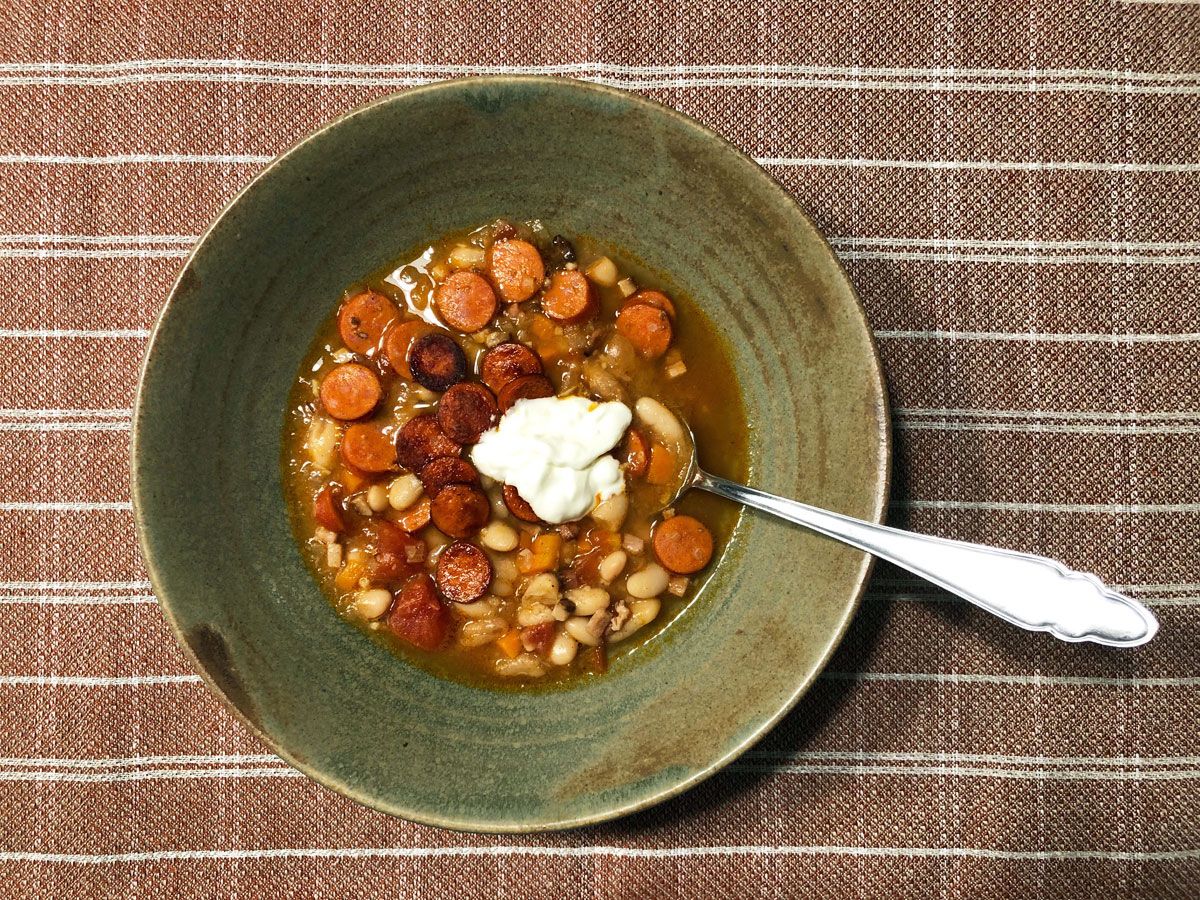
[471,396,632,524]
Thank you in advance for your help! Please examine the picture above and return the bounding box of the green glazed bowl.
[132,76,890,832]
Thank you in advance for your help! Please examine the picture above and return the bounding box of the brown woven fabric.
[1,1,1198,897]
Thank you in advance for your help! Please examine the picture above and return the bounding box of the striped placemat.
[1,1,1198,897]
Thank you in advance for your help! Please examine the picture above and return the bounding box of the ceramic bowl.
[132,76,890,832]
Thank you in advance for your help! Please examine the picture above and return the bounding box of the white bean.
[608,598,661,642]
[388,474,423,510]
[480,521,519,552]
[564,586,610,616]
[366,484,389,512]
[448,244,486,269]
[520,573,560,604]
[491,578,514,598]
[458,617,507,648]
[626,563,669,599]
[590,491,628,531]
[548,630,578,665]
[305,416,341,471]
[597,550,627,583]
[565,615,601,646]
[634,396,685,447]
[314,526,336,545]
[353,587,393,619]
[454,599,497,619]
[495,654,546,677]
[517,602,555,627]
[494,556,519,583]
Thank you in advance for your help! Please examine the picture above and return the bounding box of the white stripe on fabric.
[0,580,151,590]
[0,234,194,245]
[896,408,1200,421]
[0,153,274,165]
[0,502,132,512]
[733,763,1200,781]
[0,408,133,418]
[0,249,188,259]
[895,421,1200,435]
[744,750,1200,766]
[0,422,133,432]
[876,330,1200,343]
[5,762,1198,785]
[0,594,156,605]
[0,845,1195,864]
[896,500,1200,514]
[1,153,1197,173]
[823,672,1200,687]
[760,157,1200,174]
[0,675,200,686]
[0,754,279,768]
[838,249,1200,265]
[0,329,150,338]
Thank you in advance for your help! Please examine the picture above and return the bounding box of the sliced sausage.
[434,270,498,333]
[616,302,673,359]
[479,342,543,393]
[313,485,346,533]
[383,320,434,380]
[434,540,493,603]
[652,514,714,574]
[394,413,462,472]
[502,484,541,523]
[625,289,676,318]
[340,423,395,473]
[622,427,651,478]
[419,456,479,498]
[338,290,399,353]
[395,495,432,532]
[541,270,596,323]
[487,238,545,303]
[319,363,382,421]
[408,332,468,392]
[437,382,499,444]
[430,483,491,538]
[371,519,427,581]
[387,574,449,650]
[497,374,555,412]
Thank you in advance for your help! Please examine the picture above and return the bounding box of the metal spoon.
[667,419,1158,648]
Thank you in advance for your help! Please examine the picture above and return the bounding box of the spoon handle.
[694,472,1158,647]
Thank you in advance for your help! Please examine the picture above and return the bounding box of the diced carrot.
[646,443,677,485]
[517,533,561,574]
[335,558,367,591]
[496,628,523,659]
[518,529,535,552]
[528,314,570,362]
[337,466,367,493]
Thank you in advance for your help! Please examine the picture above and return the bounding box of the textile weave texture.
[1,1,1198,897]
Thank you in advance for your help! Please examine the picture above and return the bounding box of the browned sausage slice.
[616,302,673,359]
[370,519,427,581]
[625,289,676,318]
[652,514,714,574]
[418,456,479,498]
[408,332,468,392]
[487,239,544,303]
[541,270,596,324]
[340,423,396,473]
[319,363,382,421]
[430,484,490,538]
[394,413,462,472]
[479,342,543,393]
[502,484,541,523]
[388,574,449,650]
[383,320,434,380]
[496,374,555,412]
[437,382,499,444]
[435,540,493,603]
[338,290,399,353]
[434,271,498,333]
[313,485,346,533]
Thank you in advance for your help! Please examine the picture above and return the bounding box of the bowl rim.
[131,74,893,833]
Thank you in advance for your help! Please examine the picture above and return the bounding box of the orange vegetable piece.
[394,496,432,532]
[517,533,561,574]
[646,442,677,485]
[495,628,523,659]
